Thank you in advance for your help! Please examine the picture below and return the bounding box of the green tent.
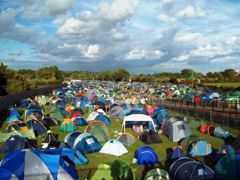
[214,153,240,180]
[180,135,201,152]
[91,160,135,180]
[229,90,240,97]
[0,129,36,142]
[59,118,77,132]
[50,112,65,122]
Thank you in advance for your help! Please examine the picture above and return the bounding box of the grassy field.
[202,82,240,88]
[1,109,239,179]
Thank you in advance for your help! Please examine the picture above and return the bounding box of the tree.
[0,62,10,95]
[223,69,236,80]
[181,69,194,78]
[113,68,130,81]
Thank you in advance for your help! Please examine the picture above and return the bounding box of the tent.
[180,135,201,151]
[215,153,240,180]
[117,133,136,146]
[66,132,102,153]
[7,121,29,132]
[64,132,82,148]
[26,119,48,136]
[140,130,162,144]
[85,120,110,143]
[168,146,186,162]
[100,139,128,156]
[110,105,123,118]
[50,112,65,122]
[122,114,156,132]
[72,117,88,126]
[91,160,134,180]
[0,135,35,153]
[94,114,111,126]
[70,111,82,119]
[189,140,212,156]
[215,145,235,162]
[144,168,170,180]
[134,146,159,165]
[200,124,215,135]
[0,149,78,180]
[152,108,170,127]
[170,157,217,180]
[162,117,192,142]
[41,117,58,127]
[87,111,99,121]
[45,147,88,165]
[213,127,231,139]
[231,136,240,152]
[59,118,77,132]
[42,130,57,143]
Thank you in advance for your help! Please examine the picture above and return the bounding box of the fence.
[150,97,240,133]
[0,84,67,111]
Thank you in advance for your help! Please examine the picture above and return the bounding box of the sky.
[0,0,240,74]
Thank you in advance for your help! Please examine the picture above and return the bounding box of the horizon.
[0,0,240,73]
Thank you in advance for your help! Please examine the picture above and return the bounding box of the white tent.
[122,114,156,132]
[96,109,106,115]
[100,139,128,156]
[162,117,192,142]
[87,111,99,121]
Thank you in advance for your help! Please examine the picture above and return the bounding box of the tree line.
[0,62,239,96]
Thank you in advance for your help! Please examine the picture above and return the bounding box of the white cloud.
[176,6,205,18]
[0,9,16,34]
[174,32,203,42]
[225,36,237,45]
[172,54,190,61]
[163,0,174,4]
[125,49,165,60]
[9,50,22,56]
[111,28,126,39]
[84,44,100,58]
[99,0,139,21]
[158,13,175,22]
[21,0,74,19]
[190,44,233,58]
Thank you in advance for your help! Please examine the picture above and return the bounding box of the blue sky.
[0,0,240,73]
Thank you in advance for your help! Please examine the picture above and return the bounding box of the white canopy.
[122,114,156,132]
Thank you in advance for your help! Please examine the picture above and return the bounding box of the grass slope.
[202,82,240,88]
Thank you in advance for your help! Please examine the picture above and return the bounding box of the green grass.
[1,110,239,179]
[49,117,227,179]
[202,82,240,88]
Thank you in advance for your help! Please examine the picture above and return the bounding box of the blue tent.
[65,132,102,154]
[7,115,20,123]
[170,157,217,180]
[214,127,231,139]
[0,135,35,153]
[0,149,78,180]
[152,108,170,128]
[94,114,111,126]
[73,133,102,153]
[9,109,20,118]
[189,140,212,156]
[169,146,186,162]
[45,147,88,165]
[64,132,82,148]
[72,117,88,126]
[134,146,159,165]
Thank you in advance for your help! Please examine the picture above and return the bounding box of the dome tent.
[85,120,110,144]
[170,157,217,180]
[117,133,136,146]
[144,168,170,180]
[100,139,128,156]
[134,146,159,165]
[0,149,78,180]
